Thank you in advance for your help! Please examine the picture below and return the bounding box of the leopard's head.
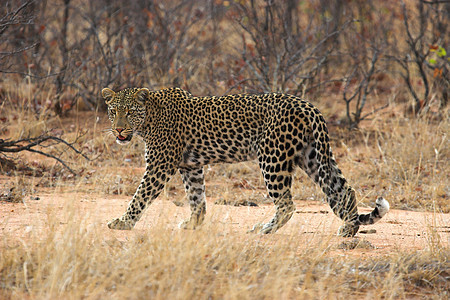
[102,87,148,145]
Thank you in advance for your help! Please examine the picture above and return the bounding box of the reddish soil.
[1,186,448,256]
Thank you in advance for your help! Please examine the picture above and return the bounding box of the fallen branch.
[0,133,89,175]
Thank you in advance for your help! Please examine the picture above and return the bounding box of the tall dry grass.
[1,203,448,299]
[375,115,448,211]
[336,107,449,213]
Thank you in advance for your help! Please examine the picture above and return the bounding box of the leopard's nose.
[116,128,124,133]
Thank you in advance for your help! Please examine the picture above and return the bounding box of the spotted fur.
[102,87,389,236]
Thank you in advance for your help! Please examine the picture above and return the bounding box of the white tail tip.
[376,197,390,217]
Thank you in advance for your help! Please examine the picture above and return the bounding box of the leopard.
[102,87,389,237]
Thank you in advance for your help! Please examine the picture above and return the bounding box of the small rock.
[359,229,377,234]
[337,238,375,250]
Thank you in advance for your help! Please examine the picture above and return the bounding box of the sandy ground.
[1,188,448,256]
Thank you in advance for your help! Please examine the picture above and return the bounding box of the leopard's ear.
[134,88,149,106]
[102,88,115,105]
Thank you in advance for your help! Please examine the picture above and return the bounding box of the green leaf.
[437,46,447,58]
[429,58,437,65]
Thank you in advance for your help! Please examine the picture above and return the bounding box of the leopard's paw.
[338,223,360,237]
[107,218,134,230]
[178,218,198,230]
[248,223,263,233]
[248,223,276,234]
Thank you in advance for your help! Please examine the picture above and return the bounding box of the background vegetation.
[0,0,449,298]
[1,0,448,121]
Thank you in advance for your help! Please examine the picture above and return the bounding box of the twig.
[0,133,90,175]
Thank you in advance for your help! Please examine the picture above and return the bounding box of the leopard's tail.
[321,156,390,237]
[299,110,389,236]
[354,196,390,226]
[325,154,390,224]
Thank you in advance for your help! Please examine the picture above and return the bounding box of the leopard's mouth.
[116,134,132,144]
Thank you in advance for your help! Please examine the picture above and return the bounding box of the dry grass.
[1,83,449,299]
[374,116,448,212]
[1,205,449,300]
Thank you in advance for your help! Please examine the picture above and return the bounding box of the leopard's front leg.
[107,171,159,230]
[108,148,178,230]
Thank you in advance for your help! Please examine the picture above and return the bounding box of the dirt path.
[1,190,448,256]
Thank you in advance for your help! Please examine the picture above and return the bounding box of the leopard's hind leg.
[250,147,296,234]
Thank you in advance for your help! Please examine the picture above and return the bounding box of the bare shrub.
[1,0,218,114]
[0,1,38,75]
[41,0,212,112]
[230,0,346,94]
[338,1,394,128]
[0,0,447,123]
[390,0,449,113]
